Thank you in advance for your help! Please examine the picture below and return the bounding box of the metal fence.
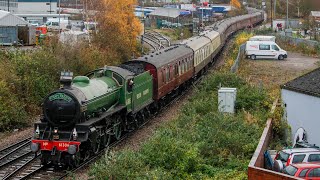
[277,34,320,47]
[230,43,246,73]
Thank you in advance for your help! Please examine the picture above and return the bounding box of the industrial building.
[0,10,36,45]
[0,0,57,14]
[0,9,28,26]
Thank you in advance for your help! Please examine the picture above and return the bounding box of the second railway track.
[142,30,171,51]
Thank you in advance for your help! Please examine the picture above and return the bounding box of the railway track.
[0,27,221,179]
[142,30,171,51]
[0,75,200,180]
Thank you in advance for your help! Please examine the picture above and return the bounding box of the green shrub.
[0,40,123,131]
[90,72,271,179]
[0,80,28,131]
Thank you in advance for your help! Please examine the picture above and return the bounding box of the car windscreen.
[277,151,290,162]
[284,165,298,176]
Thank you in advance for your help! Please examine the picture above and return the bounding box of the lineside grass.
[90,72,272,179]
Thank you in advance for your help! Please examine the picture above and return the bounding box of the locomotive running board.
[76,105,126,128]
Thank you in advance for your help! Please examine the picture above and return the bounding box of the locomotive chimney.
[60,71,73,89]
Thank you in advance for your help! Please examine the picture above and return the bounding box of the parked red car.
[283,163,320,179]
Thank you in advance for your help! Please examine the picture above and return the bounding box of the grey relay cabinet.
[218,88,237,113]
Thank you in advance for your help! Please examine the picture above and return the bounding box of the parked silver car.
[273,148,320,172]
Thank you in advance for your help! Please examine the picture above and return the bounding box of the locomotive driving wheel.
[102,128,112,148]
[136,110,145,128]
[70,152,81,168]
[113,115,122,140]
[93,130,101,154]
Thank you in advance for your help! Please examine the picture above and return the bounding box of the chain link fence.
[230,43,246,73]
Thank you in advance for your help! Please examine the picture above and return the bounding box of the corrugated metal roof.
[311,11,320,17]
[0,10,29,26]
[0,10,9,19]
[148,8,181,18]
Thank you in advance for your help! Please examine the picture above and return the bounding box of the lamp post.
[141,2,145,54]
[7,0,9,11]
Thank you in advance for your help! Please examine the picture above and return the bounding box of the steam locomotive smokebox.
[218,88,237,113]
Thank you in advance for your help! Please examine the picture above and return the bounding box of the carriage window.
[169,65,171,80]
[184,58,187,71]
[206,47,207,57]
[195,52,199,64]
[166,67,169,82]
[162,69,165,83]
[182,60,184,73]
[202,48,204,59]
[175,63,178,76]
[179,61,181,75]
[186,59,189,70]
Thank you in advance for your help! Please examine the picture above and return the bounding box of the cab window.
[112,73,123,85]
[272,45,280,51]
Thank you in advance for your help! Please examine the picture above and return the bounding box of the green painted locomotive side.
[127,71,153,113]
[71,68,153,118]
[72,76,120,116]
[103,68,153,114]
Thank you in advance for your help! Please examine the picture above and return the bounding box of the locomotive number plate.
[58,143,70,148]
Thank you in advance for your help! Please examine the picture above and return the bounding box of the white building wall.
[282,89,320,146]
[0,0,18,13]
[17,2,57,14]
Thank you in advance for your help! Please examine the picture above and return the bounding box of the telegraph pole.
[58,0,61,34]
[274,0,276,19]
[271,0,273,29]
[7,0,9,11]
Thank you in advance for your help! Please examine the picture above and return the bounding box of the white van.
[245,41,287,60]
[249,35,276,42]
[46,19,70,32]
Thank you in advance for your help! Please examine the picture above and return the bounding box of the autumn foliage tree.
[93,0,142,62]
[230,0,241,9]
[228,0,245,17]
